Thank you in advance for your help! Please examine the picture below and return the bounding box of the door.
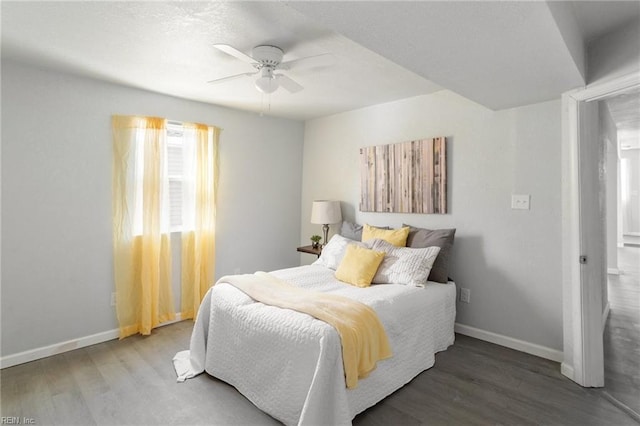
[576,100,605,387]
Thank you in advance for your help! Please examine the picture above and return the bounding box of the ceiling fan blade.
[213,44,255,64]
[278,53,334,71]
[207,71,257,84]
[275,74,303,93]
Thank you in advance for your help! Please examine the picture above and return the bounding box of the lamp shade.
[310,200,342,224]
[255,76,278,94]
[255,67,278,94]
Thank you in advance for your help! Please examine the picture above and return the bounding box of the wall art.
[360,137,447,213]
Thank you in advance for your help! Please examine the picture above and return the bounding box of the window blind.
[167,122,184,231]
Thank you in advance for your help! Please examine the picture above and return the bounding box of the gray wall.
[588,18,640,85]
[1,60,304,357]
[300,91,563,351]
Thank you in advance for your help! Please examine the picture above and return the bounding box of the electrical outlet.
[460,288,471,304]
[511,194,531,210]
[111,292,116,306]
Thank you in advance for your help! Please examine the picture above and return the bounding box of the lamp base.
[322,224,330,246]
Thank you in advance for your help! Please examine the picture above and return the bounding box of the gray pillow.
[340,221,363,241]
[403,224,456,283]
[340,221,389,241]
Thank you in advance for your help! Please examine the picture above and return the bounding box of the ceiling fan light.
[255,76,278,94]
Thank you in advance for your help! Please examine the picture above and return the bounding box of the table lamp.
[310,200,342,247]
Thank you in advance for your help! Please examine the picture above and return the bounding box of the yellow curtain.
[181,123,220,319]
[112,115,175,338]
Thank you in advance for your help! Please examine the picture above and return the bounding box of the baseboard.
[0,313,187,369]
[602,302,611,332]
[561,362,575,381]
[4,318,561,368]
[607,268,620,275]
[454,323,564,362]
[602,391,640,423]
[0,329,119,369]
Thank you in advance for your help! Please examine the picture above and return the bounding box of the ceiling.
[1,1,440,120]
[1,1,639,122]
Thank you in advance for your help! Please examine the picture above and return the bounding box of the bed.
[174,261,456,425]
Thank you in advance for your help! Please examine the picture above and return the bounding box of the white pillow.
[371,239,441,286]
[313,234,372,271]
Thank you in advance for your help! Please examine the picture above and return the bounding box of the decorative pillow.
[371,239,441,286]
[403,224,456,283]
[335,245,385,288]
[313,234,372,271]
[340,221,389,241]
[362,224,410,247]
[340,221,363,241]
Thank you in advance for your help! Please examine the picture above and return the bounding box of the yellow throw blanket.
[219,272,392,389]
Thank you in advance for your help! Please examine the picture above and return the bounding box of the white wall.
[621,149,640,235]
[588,19,640,85]
[1,60,304,358]
[300,91,563,351]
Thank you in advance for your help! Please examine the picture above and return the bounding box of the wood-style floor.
[605,245,640,419]
[2,318,638,425]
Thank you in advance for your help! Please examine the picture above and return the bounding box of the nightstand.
[297,245,322,258]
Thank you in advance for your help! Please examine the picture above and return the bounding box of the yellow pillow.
[335,245,385,288]
[362,224,410,247]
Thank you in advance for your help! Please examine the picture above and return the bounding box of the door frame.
[561,71,640,387]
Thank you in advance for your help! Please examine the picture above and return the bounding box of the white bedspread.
[174,265,456,426]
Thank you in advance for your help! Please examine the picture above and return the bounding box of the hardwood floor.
[2,320,638,425]
[605,245,640,419]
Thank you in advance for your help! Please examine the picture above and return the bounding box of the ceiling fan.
[208,44,332,94]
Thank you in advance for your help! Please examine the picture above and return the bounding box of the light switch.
[511,194,530,210]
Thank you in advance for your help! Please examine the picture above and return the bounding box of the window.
[113,114,220,333]
[132,120,188,235]
[166,121,184,232]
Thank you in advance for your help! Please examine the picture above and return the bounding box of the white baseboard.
[454,323,564,362]
[0,329,119,369]
[4,318,561,368]
[561,362,575,381]
[607,268,620,275]
[1,313,187,369]
[602,302,611,332]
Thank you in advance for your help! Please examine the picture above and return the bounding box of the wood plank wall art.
[360,137,447,214]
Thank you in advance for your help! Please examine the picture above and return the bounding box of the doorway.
[561,72,640,389]
[600,88,640,417]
